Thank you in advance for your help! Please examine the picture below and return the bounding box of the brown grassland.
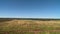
[0,19,60,34]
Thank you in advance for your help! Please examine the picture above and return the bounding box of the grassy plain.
[0,18,60,34]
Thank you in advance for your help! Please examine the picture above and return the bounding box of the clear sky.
[0,0,60,18]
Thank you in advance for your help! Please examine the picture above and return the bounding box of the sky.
[0,0,60,18]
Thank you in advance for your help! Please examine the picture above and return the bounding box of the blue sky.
[0,0,60,18]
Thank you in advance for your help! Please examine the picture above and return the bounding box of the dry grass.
[0,19,60,34]
[4,19,60,27]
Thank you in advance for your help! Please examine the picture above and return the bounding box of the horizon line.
[0,16,60,19]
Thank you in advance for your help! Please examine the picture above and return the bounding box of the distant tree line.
[0,18,60,22]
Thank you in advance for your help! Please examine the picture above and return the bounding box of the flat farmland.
[0,18,60,34]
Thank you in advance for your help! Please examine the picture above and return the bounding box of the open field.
[0,18,60,34]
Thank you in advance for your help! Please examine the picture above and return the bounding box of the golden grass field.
[0,19,60,34]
